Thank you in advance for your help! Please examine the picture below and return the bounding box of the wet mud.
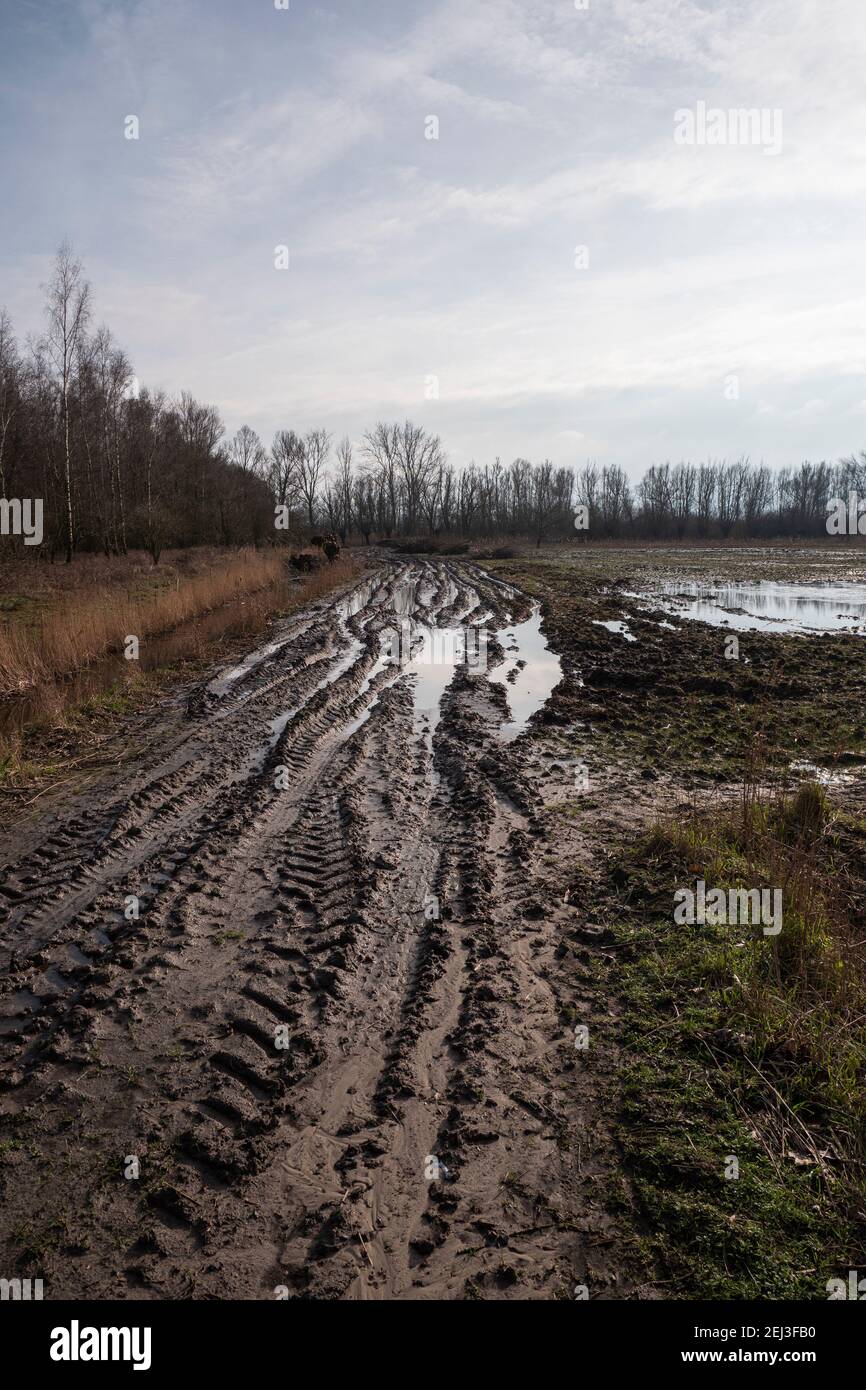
[0,559,639,1301]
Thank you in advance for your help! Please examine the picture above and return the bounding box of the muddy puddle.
[489,608,563,741]
[788,758,866,786]
[627,580,866,636]
[405,625,484,732]
[593,618,637,642]
[260,566,563,744]
[376,571,562,741]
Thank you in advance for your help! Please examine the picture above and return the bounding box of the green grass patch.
[610,780,866,1298]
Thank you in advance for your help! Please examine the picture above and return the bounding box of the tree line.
[2,245,864,560]
[0,244,273,562]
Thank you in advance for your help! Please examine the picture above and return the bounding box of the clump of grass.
[649,776,862,1114]
[0,744,39,786]
[294,553,355,602]
[612,771,866,1296]
[213,929,245,945]
[777,779,828,840]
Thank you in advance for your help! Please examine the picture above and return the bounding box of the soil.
[1,545,863,1301]
[0,558,652,1301]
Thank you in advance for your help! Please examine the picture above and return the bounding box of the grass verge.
[0,548,293,695]
[0,550,359,793]
[611,776,866,1298]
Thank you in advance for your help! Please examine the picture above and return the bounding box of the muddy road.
[0,559,637,1301]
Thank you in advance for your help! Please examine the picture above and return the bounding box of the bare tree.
[574,462,600,535]
[638,463,672,535]
[299,428,330,528]
[508,457,532,534]
[439,462,455,533]
[457,465,478,534]
[717,458,747,536]
[599,465,631,536]
[43,241,91,560]
[363,422,400,536]
[696,463,716,536]
[230,424,268,476]
[531,459,558,547]
[90,326,132,553]
[394,420,443,535]
[421,458,445,534]
[352,469,376,544]
[335,436,354,541]
[0,308,21,498]
[670,462,696,538]
[270,429,304,519]
[141,389,168,562]
[742,463,772,531]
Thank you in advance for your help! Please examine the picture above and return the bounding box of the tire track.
[0,556,601,1300]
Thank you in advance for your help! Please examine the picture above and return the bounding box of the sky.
[1,0,865,476]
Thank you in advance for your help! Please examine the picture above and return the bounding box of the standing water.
[628,581,866,635]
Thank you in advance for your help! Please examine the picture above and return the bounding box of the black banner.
[4,1297,859,1376]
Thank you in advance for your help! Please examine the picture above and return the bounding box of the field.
[0,541,864,1300]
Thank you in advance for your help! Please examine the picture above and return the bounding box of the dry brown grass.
[0,548,358,698]
[296,554,355,602]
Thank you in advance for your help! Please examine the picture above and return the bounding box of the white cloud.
[1,0,864,474]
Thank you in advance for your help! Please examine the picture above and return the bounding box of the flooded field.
[627,580,866,635]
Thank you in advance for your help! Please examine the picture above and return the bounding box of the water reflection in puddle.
[593,619,637,642]
[489,608,562,742]
[381,577,562,741]
[630,581,866,635]
[267,568,563,754]
[406,625,484,732]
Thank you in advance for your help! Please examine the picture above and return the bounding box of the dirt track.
[0,559,638,1300]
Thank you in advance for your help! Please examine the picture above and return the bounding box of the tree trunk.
[63,384,74,562]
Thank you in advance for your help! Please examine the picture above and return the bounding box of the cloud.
[1,0,864,474]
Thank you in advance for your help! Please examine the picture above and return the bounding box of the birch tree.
[43,242,91,561]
